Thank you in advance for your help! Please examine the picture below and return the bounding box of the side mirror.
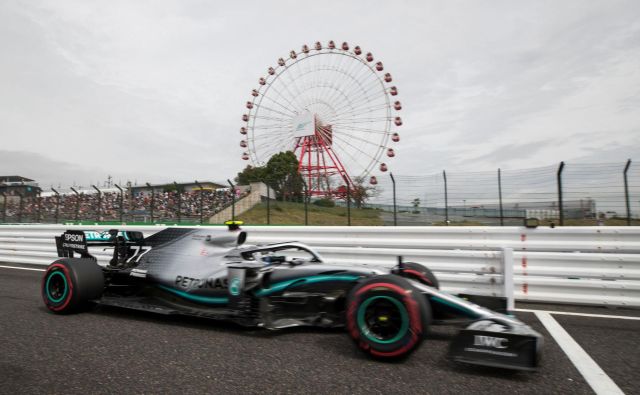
[237,231,247,246]
[125,231,144,242]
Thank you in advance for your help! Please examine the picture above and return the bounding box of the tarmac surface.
[1,265,638,394]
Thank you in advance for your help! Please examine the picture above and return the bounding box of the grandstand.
[0,177,252,224]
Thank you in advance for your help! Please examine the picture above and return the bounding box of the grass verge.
[237,201,383,225]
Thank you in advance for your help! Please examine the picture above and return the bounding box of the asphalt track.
[1,265,639,394]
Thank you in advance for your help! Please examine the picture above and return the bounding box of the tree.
[236,165,267,185]
[412,198,421,214]
[350,176,377,209]
[265,151,303,201]
[235,151,303,201]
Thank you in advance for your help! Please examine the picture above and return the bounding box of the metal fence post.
[36,192,41,223]
[174,182,181,223]
[266,179,271,225]
[17,192,23,223]
[70,187,80,222]
[51,188,60,224]
[288,171,293,203]
[129,186,134,223]
[498,168,504,226]
[1,192,7,223]
[195,180,204,224]
[227,179,236,221]
[390,173,397,226]
[92,185,101,222]
[624,159,632,226]
[557,161,565,226]
[301,179,309,225]
[146,183,154,224]
[115,184,124,223]
[346,181,351,226]
[443,170,449,226]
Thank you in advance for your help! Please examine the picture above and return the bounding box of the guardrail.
[1,224,639,307]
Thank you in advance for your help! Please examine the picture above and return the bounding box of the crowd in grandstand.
[1,188,249,223]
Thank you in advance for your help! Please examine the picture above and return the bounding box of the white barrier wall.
[1,224,639,307]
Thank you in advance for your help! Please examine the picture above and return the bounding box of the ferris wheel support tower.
[292,111,353,195]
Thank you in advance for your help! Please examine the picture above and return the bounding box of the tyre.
[346,275,430,359]
[401,262,439,289]
[42,258,104,314]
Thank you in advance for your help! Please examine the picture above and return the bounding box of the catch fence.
[0,160,637,226]
[370,160,639,226]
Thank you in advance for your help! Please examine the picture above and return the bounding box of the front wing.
[410,281,543,371]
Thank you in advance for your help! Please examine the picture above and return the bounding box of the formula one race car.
[43,223,542,370]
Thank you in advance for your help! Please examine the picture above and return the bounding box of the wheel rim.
[357,295,409,344]
[45,271,68,303]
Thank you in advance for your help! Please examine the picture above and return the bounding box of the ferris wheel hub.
[292,111,316,137]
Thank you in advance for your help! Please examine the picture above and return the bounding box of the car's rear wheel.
[42,258,104,314]
[346,275,430,359]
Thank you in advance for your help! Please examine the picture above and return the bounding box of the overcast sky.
[1,0,639,190]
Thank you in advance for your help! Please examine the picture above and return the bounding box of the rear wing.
[55,229,146,267]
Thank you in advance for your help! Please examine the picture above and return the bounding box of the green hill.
[237,201,383,225]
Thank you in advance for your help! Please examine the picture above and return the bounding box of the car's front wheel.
[400,262,439,289]
[346,275,430,359]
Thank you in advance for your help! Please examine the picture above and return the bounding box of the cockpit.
[237,242,324,267]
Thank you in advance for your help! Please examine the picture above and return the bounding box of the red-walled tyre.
[346,275,430,359]
[42,258,104,314]
[400,262,439,289]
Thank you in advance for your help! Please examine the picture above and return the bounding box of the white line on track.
[517,308,640,321]
[535,311,624,395]
[0,264,45,272]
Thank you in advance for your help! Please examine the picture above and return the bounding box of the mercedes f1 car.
[42,223,542,370]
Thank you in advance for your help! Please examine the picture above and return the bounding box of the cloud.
[1,0,639,192]
[0,150,130,189]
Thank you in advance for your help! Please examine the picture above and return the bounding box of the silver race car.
[43,222,542,369]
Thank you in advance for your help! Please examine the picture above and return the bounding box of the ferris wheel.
[240,40,402,196]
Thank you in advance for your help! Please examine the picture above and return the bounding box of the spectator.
[3,188,250,223]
